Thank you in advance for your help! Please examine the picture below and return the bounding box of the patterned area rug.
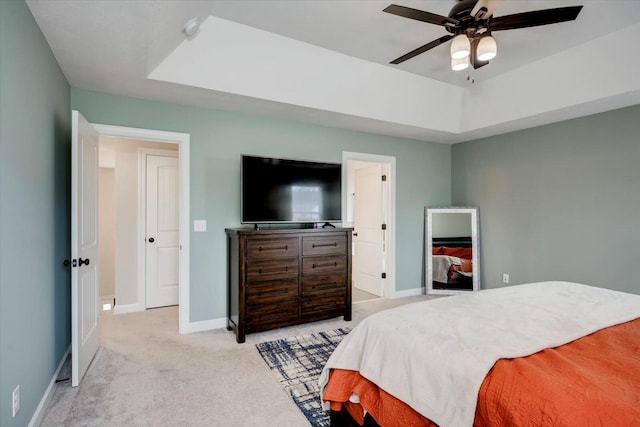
[256,328,351,427]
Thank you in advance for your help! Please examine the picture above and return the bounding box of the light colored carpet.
[41,294,429,426]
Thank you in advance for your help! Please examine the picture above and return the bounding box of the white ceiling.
[26,0,640,143]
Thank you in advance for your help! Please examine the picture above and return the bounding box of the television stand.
[321,222,336,229]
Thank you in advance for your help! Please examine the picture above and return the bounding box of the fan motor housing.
[447,0,488,36]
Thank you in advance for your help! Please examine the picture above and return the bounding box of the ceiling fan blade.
[489,6,583,31]
[383,4,459,28]
[471,0,504,20]
[390,34,454,65]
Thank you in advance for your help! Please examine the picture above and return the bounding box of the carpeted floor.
[257,328,351,427]
[41,294,429,426]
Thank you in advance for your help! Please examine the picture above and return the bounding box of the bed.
[431,237,473,291]
[319,282,640,426]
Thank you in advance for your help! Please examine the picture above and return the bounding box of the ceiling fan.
[384,0,583,71]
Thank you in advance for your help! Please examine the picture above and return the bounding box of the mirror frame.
[425,206,480,295]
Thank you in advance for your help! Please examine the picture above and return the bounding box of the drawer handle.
[259,311,289,320]
[258,245,288,252]
[309,302,340,311]
[257,266,289,274]
[311,282,338,290]
[312,242,338,248]
[257,288,289,297]
[311,262,338,269]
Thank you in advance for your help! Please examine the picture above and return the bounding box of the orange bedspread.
[323,317,640,426]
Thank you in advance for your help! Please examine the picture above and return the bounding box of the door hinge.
[381,174,387,182]
[381,224,387,230]
[381,272,387,279]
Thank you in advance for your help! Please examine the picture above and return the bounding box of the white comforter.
[431,255,462,283]
[319,281,640,427]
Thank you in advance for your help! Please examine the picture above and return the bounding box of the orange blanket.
[323,317,640,426]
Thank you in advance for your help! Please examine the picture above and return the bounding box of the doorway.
[98,139,180,314]
[94,124,191,334]
[342,152,396,301]
[71,113,191,388]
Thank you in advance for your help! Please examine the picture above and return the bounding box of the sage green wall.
[71,89,451,321]
[452,105,640,295]
[0,1,71,425]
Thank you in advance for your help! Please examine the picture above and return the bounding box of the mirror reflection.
[425,207,480,294]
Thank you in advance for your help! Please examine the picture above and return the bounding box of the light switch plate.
[194,220,207,232]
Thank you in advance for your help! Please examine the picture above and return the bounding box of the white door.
[71,110,100,387]
[353,164,385,297]
[145,154,179,308]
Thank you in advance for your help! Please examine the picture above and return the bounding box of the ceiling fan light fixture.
[450,34,470,59]
[451,56,470,71]
[477,35,497,61]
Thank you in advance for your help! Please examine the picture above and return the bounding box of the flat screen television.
[241,155,342,224]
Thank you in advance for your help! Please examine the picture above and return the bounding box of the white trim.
[342,151,396,299]
[180,317,227,334]
[391,287,424,299]
[352,298,380,305]
[93,124,191,334]
[28,346,71,427]
[113,303,145,315]
[138,148,179,310]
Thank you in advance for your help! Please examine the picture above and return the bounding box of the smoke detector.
[183,18,200,37]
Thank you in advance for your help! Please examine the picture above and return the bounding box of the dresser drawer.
[302,255,347,275]
[301,295,345,316]
[246,302,298,329]
[302,275,346,298]
[246,258,299,281]
[302,235,347,256]
[246,237,299,259]
[247,280,299,305]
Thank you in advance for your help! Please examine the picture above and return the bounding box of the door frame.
[139,148,179,309]
[342,151,396,298]
[93,123,191,334]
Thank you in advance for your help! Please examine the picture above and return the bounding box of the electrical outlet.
[12,384,20,417]
[502,273,510,284]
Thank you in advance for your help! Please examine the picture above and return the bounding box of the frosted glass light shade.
[477,35,497,61]
[451,56,469,71]
[450,34,470,59]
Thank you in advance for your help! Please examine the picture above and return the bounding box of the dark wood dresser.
[226,227,353,343]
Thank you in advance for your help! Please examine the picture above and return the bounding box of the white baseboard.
[180,316,227,334]
[391,287,424,298]
[113,303,145,314]
[29,345,70,427]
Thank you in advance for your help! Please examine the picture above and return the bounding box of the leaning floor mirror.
[425,206,480,295]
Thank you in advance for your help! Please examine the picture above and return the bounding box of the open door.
[71,110,100,387]
[353,164,385,297]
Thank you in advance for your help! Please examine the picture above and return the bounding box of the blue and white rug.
[256,328,351,427]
